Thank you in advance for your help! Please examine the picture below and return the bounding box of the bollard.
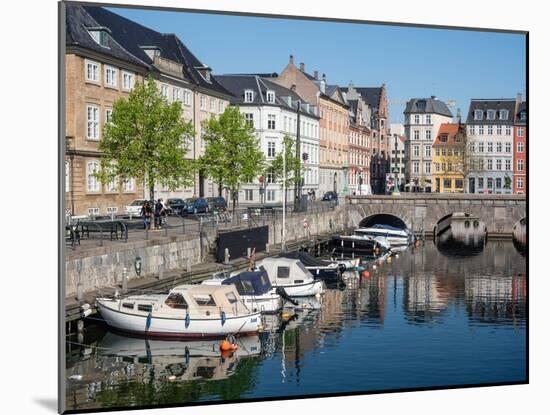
[122,267,128,294]
[224,248,230,264]
[76,283,83,302]
[247,247,252,258]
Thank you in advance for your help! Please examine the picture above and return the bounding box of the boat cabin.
[256,257,313,286]
[221,270,273,296]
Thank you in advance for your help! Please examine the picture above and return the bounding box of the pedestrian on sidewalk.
[140,201,152,229]
[154,199,164,229]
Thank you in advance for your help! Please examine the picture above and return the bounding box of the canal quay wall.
[65,206,349,297]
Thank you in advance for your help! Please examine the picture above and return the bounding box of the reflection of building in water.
[465,274,527,324]
[403,272,450,324]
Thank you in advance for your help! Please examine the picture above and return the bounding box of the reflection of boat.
[256,258,325,297]
[97,284,262,338]
[355,224,414,246]
[202,270,283,314]
[329,234,388,258]
[279,251,350,281]
[97,331,261,381]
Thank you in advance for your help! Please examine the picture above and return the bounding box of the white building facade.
[217,75,320,204]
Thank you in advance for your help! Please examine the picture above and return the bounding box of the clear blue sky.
[109,6,526,123]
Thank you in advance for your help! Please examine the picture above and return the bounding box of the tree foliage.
[97,77,195,199]
[200,106,266,209]
[269,135,305,203]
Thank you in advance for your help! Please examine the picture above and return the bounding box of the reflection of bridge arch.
[434,212,487,257]
[512,217,527,255]
[359,213,407,229]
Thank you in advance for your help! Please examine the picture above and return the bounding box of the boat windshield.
[225,292,238,304]
[165,293,188,309]
[296,261,310,276]
[193,294,217,306]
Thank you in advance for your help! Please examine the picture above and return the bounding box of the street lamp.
[392,134,400,195]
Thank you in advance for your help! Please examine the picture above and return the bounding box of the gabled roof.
[515,101,527,125]
[466,99,516,124]
[433,123,465,146]
[67,4,231,97]
[404,98,453,117]
[341,87,382,109]
[216,75,319,118]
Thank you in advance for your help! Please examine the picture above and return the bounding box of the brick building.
[513,101,527,194]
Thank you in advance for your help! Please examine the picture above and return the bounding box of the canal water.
[65,240,527,411]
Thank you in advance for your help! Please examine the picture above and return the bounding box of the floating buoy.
[219,340,239,352]
[361,270,370,278]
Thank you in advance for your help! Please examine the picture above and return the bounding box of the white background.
[0,0,546,413]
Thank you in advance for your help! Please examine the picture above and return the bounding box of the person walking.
[154,199,164,229]
[140,201,152,230]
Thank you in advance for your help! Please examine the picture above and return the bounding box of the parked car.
[321,191,338,202]
[165,198,187,216]
[124,199,147,216]
[185,197,209,214]
[206,197,227,211]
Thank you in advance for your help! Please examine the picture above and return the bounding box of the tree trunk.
[218,179,223,197]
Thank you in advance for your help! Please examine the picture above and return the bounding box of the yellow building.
[432,123,466,193]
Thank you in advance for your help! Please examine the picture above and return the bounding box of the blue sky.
[109,7,526,123]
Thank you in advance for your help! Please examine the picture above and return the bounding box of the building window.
[106,207,118,215]
[424,145,431,157]
[487,159,493,170]
[505,126,511,136]
[266,90,275,103]
[244,113,254,127]
[105,108,113,124]
[478,142,484,153]
[426,114,431,124]
[85,60,100,82]
[488,142,493,152]
[444,178,452,188]
[267,141,276,158]
[267,114,276,130]
[505,159,511,171]
[488,125,493,135]
[245,189,253,201]
[160,84,169,99]
[474,110,483,120]
[496,142,502,153]
[499,109,509,120]
[218,100,224,113]
[425,130,432,140]
[469,142,475,153]
[413,145,419,157]
[478,125,484,135]
[487,177,493,190]
[244,89,254,103]
[496,178,502,189]
[123,178,135,192]
[469,125,475,136]
[86,105,100,140]
[413,161,419,174]
[424,162,431,174]
[496,159,502,170]
[105,65,117,87]
[172,87,181,102]
[517,142,524,152]
[497,125,502,135]
[106,176,118,193]
[455,179,463,189]
[435,148,440,156]
[88,207,100,216]
[210,98,216,112]
[435,162,440,172]
[517,177,524,189]
[413,130,420,140]
[414,114,420,124]
[87,161,100,192]
[478,177,484,188]
[505,142,511,153]
[517,159,524,171]
[517,127,524,137]
[266,190,275,201]
[266,169,275,184]
[520,111,527,121]
[487,110,496,120]
[122,71,134,90]
[200,95,206,109]
[183,90,192,106]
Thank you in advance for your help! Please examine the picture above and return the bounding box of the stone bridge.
[345,194,527,234]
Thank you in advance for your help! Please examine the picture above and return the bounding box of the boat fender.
[185,312,190,328]
[81,309,93,318]
[219,340,239,352]
[146,312,152,331]
[362,270,370,278]
[80,303,91,312]
[221,311,227,326]
[184,346,190,364]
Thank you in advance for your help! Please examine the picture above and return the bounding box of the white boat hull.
[97,299,262,338]
[241,294,283,313]
[272,280,324,297]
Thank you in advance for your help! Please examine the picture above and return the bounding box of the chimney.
[289,54,294,65]
[313,70,319,80]
[516,92,522,104]
[322,73,326,81]
[300,62,305,72]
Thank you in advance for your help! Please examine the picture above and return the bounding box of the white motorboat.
[97,284,262,338]
[202,270,283,314]
[355,224,414,246]
[255,257,325,297]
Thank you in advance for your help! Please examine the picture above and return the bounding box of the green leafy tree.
[270,135,304,205]
[97,77,195,201]
[200,106,266,211]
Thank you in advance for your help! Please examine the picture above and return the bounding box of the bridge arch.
[359,213,407,229]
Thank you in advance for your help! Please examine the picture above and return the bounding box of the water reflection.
[67,241,526,410]
[435,216,487,257]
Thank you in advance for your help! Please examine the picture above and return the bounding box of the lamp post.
[392,134,400,195]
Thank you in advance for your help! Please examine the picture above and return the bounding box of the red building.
[513,101,527,194]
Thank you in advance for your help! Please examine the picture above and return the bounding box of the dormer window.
[440,134,448,143]
[140,46,161,60]
[266,90,275,104]
[87,27,111,48]
[244,89,254,103]
[520,111,526,121]
[474,109,483,120]
[499,109,509,120]
[487,110,496,120]
[195,66,212,83]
